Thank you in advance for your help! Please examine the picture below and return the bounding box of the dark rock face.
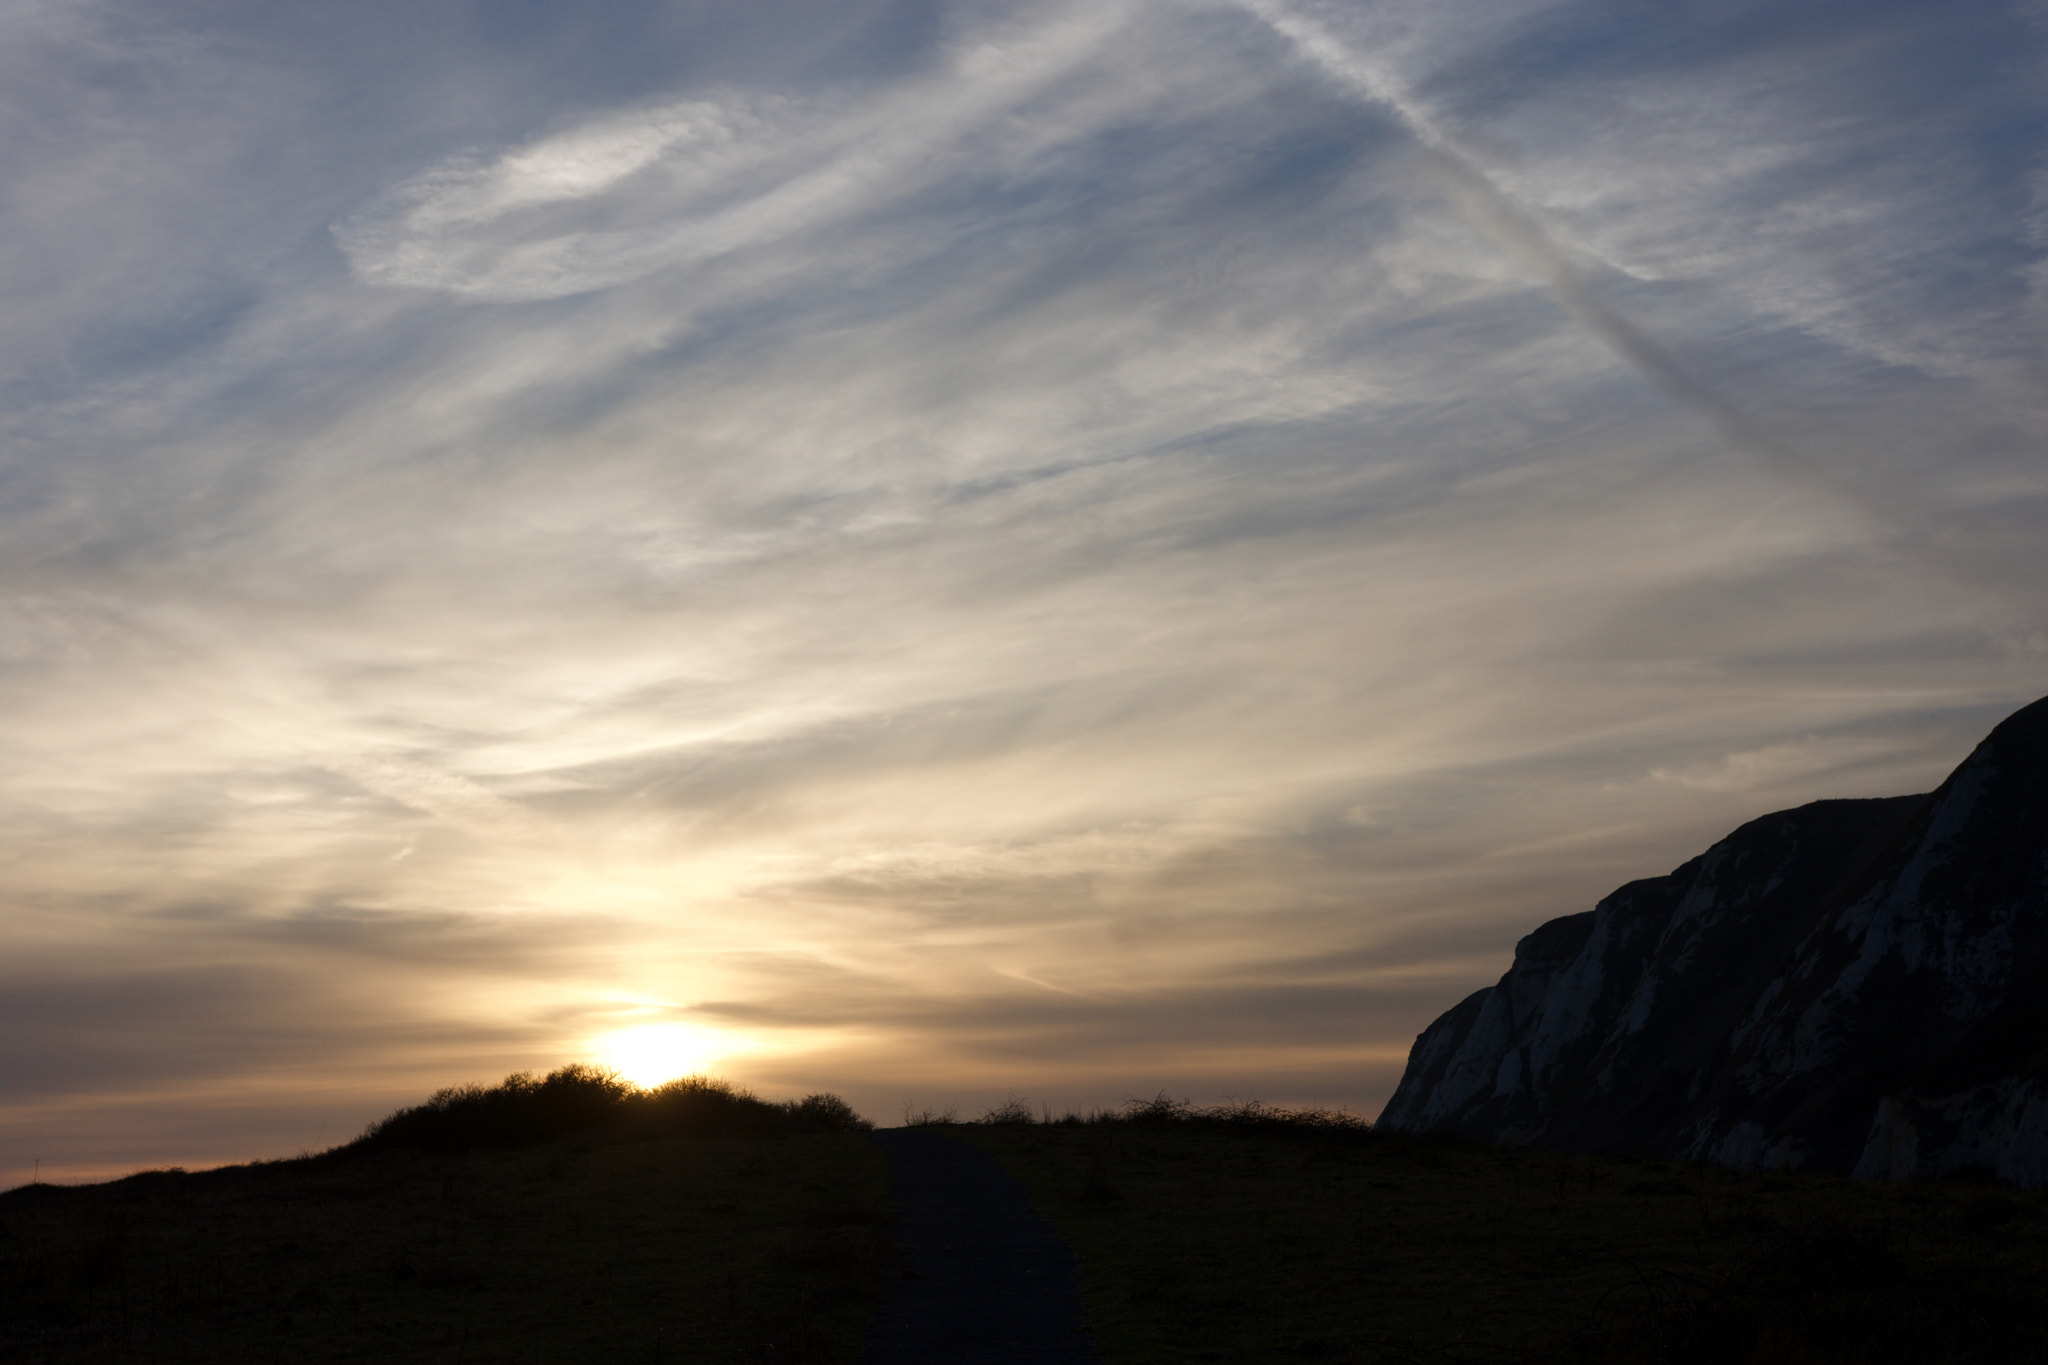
[1378,696,2048,1186]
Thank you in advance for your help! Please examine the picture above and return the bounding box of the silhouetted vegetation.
[0,1071,887,1364]
[12,1076,2048,1363]
[346,1065,871,1155]
[968,1090,1372,1137]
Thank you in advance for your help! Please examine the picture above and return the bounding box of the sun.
[600,1023,730,1088]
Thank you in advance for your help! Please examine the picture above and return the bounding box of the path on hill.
[862,1129,1098,1364]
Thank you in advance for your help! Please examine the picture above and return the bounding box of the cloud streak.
[1233,0,2023,607]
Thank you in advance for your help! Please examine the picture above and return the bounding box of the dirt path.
[862,1129,1098,1363]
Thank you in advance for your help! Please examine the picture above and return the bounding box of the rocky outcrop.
[1378,696,2048,1185]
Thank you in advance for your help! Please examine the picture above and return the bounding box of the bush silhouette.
[779,1091,869,1133]
[971,1089,1370,1135]
[346,1066,871,1155]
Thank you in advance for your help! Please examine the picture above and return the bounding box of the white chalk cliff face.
[1378,697,2048,1186]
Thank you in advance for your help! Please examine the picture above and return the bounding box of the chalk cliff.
[1377,696,2048,1185]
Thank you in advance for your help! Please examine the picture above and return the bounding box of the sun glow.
[600,1023,737,1088]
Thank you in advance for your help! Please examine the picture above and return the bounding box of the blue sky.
[4,0,2046,1182]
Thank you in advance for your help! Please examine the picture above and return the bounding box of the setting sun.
[600,1023,735,1088]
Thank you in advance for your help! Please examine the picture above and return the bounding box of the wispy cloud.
[337,2,1140,301]
[1231,0,2045,606]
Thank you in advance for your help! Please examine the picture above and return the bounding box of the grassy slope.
[12,1103,2048,1364]
[954,1122,2048,1364]
[0,1132,891,1364]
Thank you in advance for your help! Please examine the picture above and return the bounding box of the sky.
[4,0,2047,1185]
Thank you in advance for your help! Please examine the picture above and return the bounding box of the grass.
[945,1096,2048,1364]
[9,1079,2048,1363]
[0,1071,891,1364]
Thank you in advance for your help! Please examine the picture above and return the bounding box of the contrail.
[1228,0,1986,578]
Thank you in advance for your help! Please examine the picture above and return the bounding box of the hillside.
[0,1131,892,1363]
[7,1089,2048,1363]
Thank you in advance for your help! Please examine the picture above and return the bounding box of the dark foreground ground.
[0,1133,893,1364]
[864,1129,1093,1364]
[6,1120,2048,1363]
[956,1121,2048,1364]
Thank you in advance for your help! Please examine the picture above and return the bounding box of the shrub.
[634,1075,789,1138]
[779,1092,873,1134]
[961,1091,1371,1135]
[977,1095,1038,1126]
[344,1067,870,1155]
